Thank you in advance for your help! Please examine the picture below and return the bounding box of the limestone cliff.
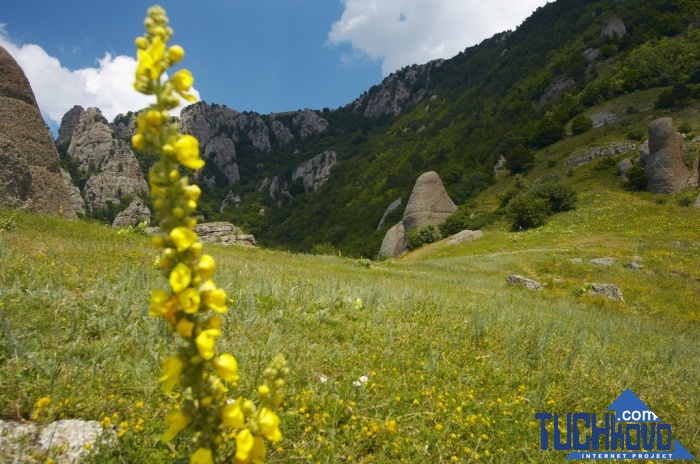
[292,151,337,192]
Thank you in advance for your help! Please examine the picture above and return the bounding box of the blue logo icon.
[535,389,694,460]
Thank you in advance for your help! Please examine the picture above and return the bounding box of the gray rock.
[0,46,76,217]
[539,76,575,104]
[582,47,601,62]
[569,258,583,263]
[601,18,627,37]
[638,140,649,167]
[0,419,106,464]
[112,196,150,227]
[220,191,242,212]
[293,109,329,139]
[645,117,699,193]
[494,155,507,177]
[590,112,620,128]
[110,112,137,140]
[377,198,402,230]
[194,222,255,247]
[67,107,114,172]
[590,283,624,301]
[617,157,633,180]
[402,171,457,232]
[447,229,484,246]
[625,262,644,270]
[292,151,336,192]
[590,257,616,266]
[377,221,405,258]
[565,142,637,166]
[56,105,85,145]
[506,275,543,291]
[695,193,700,208]
[270,120,294,145]
[204,136,239,183]
[60,168,85,216]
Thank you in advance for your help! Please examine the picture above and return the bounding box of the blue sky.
[1,0,550,134]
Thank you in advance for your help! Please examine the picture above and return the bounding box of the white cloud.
[328,0,551,76]
[0,25,199,129]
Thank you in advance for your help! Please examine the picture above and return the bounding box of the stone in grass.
[590,283,624,302]
[590,257,616,266]
[625,262,644,270]
[0,419,107,463]
[507,275,543,291]
[447,229,483,246]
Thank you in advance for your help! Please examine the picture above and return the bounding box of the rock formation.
[590,283,624,302]
[447,229,484,246]
[292,109,329,139]
[60,168,86,216]
[220,191,242,212]
[352,60,444,117]
[402,171,457,232]
[539,76,575,104]
[112,197,150,227]
[270,120,294,145]
[292,151,337,192]
[377,198,402,230]
[56,105,85,146]
[0,46,75,216]
[67,108,114,171]
[507,275,543,291]
[193,222,255,247]
[645,117,698,193]
[601,18,627,38]
[378,171,457,258]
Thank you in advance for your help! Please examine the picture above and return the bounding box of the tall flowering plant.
[132,6,287,464]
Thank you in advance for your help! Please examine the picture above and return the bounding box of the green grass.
[0,195,698,463]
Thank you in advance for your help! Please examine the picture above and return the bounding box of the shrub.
[310,242,339,256]
[507,194,551,230]
[531,181,578,212]
[626,164,647,191]
[406,225,442,250]
[440,210,496,236]
[571,114,593,135]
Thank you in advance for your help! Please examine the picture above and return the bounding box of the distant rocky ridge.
[0,45,75,217]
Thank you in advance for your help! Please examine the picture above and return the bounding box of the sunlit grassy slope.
[1,170,698,463]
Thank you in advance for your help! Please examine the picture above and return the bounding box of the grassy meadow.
[0,173,698,463]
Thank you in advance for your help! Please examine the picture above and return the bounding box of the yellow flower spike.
[175,317,195,339]
[171,69,197,102]
[174,135,205,170]
[162,409,190,442]
[250,436,266,464]
[195,329,221,360]
[189,447,213,464]
[258,407,282,442]
[197,255,215,278]
[159,356,184,394]
[213,353,239,382]
[146,35,166,79]
[170,226,198,252]
[203,287,228,314]
[185,185,201,201]
[222,398,245,429]
[257,385,270,398]
[169,263,192,294]
[234,429,254,462]
[149,289,173,317]
[178,288,201,314]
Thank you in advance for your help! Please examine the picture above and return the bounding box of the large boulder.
[0,46,75,216]
[193,222,256,247]
[112,197,150,227]
[645,118,698,193]
[377,222,405,259]
[402,171,457,232]
[377,198,402,230]
[447,229,483,246]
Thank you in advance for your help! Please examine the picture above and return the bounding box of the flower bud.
[135,37,149,49]
[131,134,145,151]
[168,45,184,63]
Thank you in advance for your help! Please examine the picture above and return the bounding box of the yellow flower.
[171,69,197,102]
[189,447,213,464]
[35,397,51,408]
[197,255,215,278]
[234,429,254,462]
[159,356,184,394]
[169,263,192,294]
[222,398,245,429]
[149,289,174,317]
[213,353,239,382]
[178,287,201,314]
[258,407,282,442]
[174,135,204,170]
[136,35,166,81]
[175,317,195,338]
[162,409,190,442]
[200,280,227,313]
[185,185,201,201]
[170,226,198,252]
[168,45,184,63]
[195,329,221,360]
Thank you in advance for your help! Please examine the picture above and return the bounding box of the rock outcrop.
[590,283,624,302]
[601,18,627,38]
[270,120,294,145]
[112,196,150,227]
[352,60,444,117]
[194,222,256,247]
[507,275,543,291]
[60,168,86,216]
[292,151,337,192]
[377,198,402,230]
[0,46,75,216]
[539,76,575,104]
[67,108,114,171]
[377,222,405,259]
[56,105,85,146]
[402,171,457,232]
[645,117,698,193]
[292,109,329,139]
[447,229,484,246]
[220,191,242,212]
[566,142,637,166]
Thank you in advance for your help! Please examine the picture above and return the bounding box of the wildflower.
[162,409,190,442]
[197,254,215,278]
[35,397,51,408]
[222,398,245,429]
[195,329,221,360]
[319,375,328,384]
[171,69,197,102]
[178,287,201,314]
[168,45,184,63]
[359,375,368,383]
[170,226,198,252]
[149,289,172,317]
[174,135,204,170]
[159,356,184,394]
[258,407,282,442]
[176,317,195,338]
[235,429,255,462]
[190,447,213,464]
[135,35,165,81]
[214,353,239,382]
[352,380,362,387]
[169,263,192,294]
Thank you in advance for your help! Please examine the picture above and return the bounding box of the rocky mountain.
[0,46,75,217]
